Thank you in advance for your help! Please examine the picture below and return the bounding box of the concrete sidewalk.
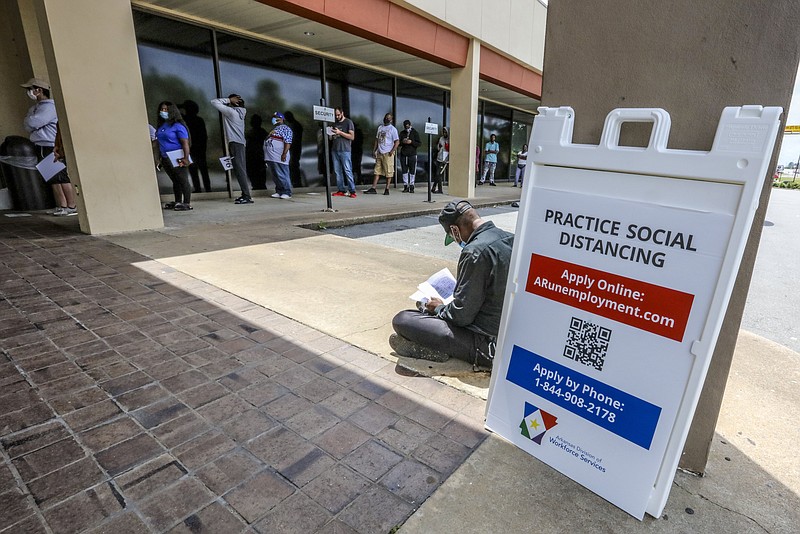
[3,182,798,532]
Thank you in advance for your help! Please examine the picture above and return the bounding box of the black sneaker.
[383,189,390,195]
[402,185,409,193]
[235,196,254,204]
[363,187,378,194]
[409,185,415,193]
[489,182,496,186]
[389,334,449,362]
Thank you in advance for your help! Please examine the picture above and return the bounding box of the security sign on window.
[486,106,782,519]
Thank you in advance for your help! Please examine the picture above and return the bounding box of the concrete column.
[0,0,43,141]
[449,38,480,199]
[33,0,163,234]
[542,1,800,473]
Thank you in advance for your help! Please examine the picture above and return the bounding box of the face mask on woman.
[271,117,279,125]
[27,89,37,100]
[159,111,169,119]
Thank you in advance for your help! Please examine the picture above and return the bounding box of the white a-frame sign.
[486,106,782,519]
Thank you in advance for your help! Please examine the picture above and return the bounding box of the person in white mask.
[390,200,514,369]
[21,78,77,216]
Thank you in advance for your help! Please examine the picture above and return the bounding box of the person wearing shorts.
[363,113,399,195]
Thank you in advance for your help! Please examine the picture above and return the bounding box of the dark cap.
[273,111,285,120]
[438,200,473,245]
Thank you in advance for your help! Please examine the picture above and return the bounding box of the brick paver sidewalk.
[0,217,488,533]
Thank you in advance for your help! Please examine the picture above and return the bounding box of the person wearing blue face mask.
[390,200,514,369]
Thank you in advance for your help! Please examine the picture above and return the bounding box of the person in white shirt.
[513,144,528,187]
[363,113,399,195]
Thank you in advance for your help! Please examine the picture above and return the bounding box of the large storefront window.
[396,79,445,181]
[217,35,322,188]
[133,12,223,193]
[325,62,393,185]
[133,10,527,193]
[481,103,513,182]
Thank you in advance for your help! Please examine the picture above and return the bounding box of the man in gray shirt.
[330,107,357,197]
[211,95,252,204]
[391,200,514,368]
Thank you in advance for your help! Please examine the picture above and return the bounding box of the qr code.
[563,317,611,371]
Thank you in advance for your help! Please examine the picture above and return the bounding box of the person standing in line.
[432,126,449,194]
[398,119,421,193]
[20,78,77,216]
[390,200,514,368]
[363,113,399,195]
[330,107,357,198]
[211,94,252,204]
[479,134,499,186]
[283,111,304,187]
[264,112,293,199]
[513,143,528,187]
[180,100,211,193]
[155,101,193,211]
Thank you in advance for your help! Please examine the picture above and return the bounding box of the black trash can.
[0,136,54,211]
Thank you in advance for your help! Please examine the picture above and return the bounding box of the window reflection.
[133,10,528,192]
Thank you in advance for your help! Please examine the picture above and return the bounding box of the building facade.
[0,0,545,234]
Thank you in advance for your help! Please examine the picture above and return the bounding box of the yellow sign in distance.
[784,125,800,133]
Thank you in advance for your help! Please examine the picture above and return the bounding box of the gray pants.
[229,141,251,198]
[392,310,494,367]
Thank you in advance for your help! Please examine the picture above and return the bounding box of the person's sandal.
[163,202,176,209]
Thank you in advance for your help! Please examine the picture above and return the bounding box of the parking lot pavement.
[0,216,489,533]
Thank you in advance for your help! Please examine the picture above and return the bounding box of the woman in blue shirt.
[156,101,193,211]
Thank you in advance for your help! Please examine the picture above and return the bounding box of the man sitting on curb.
[390,200,514,369]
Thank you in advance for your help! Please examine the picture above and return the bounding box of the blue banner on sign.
[506,345,662,449]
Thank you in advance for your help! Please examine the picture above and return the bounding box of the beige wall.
[542,0,800,473]
[396,0,546,71]
[0,0,38,141]
[34,0,163,234]
[448,39,480,198]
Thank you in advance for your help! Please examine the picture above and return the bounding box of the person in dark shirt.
[398,119,421,192]
[283,111,304,187]
[180,100,210,193]
[390,200,514,369]
[246,114,268,190]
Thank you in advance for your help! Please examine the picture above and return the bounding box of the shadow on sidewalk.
[0,215,488,533]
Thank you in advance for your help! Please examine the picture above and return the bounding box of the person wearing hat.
[21,78,78,216]
[390,200,514,368]
[264,112,294,199]
[211,94,252,204]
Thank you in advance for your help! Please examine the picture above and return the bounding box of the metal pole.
[321,98,333,210]
[425,116,434,203]
[211,29,232,198]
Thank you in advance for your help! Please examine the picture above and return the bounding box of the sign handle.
[599,108,671,152]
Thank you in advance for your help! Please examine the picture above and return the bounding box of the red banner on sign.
[525,254,694,342]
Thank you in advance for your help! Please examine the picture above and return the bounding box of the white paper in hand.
[166,149,193,167]
[409,268,456,305]
[36,157,66,182]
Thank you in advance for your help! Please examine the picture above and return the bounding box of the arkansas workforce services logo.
[519,402,557,444]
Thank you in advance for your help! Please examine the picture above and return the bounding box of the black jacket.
[399,128,421,156]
